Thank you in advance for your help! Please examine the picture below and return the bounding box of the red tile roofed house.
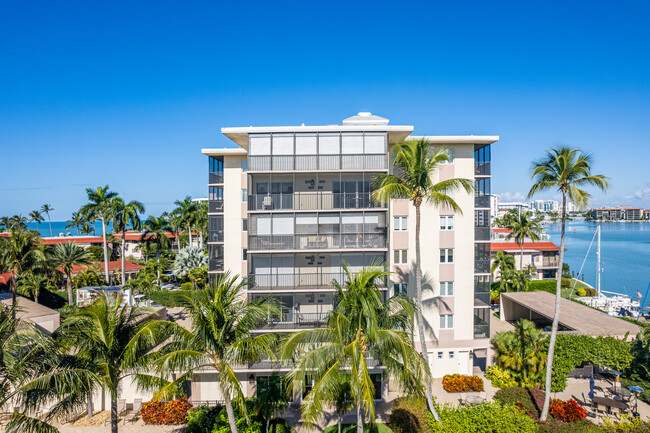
[68,260,144,277]
[645,210,650,220]
[109,231,201,258]
[491,228,512,240]
[40,236,104,246]
[491,241,563,280]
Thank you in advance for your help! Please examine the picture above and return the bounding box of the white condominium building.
[200,113,498,401]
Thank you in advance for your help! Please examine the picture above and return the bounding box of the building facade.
[202,113,498,399]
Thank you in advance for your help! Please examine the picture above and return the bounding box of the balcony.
[209,172,224,184]
[541,258,559,267]
[474,259,491,274]
[473,323,490,339]
[248,232,387,251]
[209,200,224,213]
[475,195,490,209]
[209,258,224,272]
[474,227,491,241]
[248,272,388,290]
[248,192,384,211]
[474,162,491,176]
[254,312,329,330]
[248,154,387,172]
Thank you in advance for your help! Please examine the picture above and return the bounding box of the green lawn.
[322,424,393,433]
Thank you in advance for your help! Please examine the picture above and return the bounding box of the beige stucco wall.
[222,156,245,275]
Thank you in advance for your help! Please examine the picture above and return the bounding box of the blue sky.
[1,0,649,220]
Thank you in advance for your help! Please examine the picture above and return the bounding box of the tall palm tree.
[111,197,145,287]
[174,196,198,246]
[490,251,516,293]
[28,210,44,234]
[195,200,208,249]
[527,146,609,420]
[505,211,543,271]
[66,211,85,235]
[150,272,279,433]
[141,215,172,288]
[40,204,54,237]
[371,140,472,419]
[80,186,118,284]
[282,265,429,433]
[492,319,547,386]
[0,227,45,312]
[49,242,91,306]
[8,215,28,231]
[0,216,10,232]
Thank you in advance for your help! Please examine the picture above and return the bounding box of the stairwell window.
[394,250,408,264]
[393,216,408,231]
[440,249,454,263]
[440,215,454,230]
[242,189,248,202]
[440,281,454,296]
[393,283,407,296]
[242,219,248,231]
[242,248,248,261]
[440,149,454,164]
[440,314,454,329]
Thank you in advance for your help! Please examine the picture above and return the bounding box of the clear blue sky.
[1,0,649,220]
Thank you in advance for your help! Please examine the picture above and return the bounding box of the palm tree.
[28,210,44,233]
[111,197,145,287]
[17,271,47,304]
[66,211,85,235]
[492,319,547,386]
[0,216,10,231]
[254,373,289,432]
[80,186,118,284]
[174,196,198,246]
[78,221,95,235]
[505,211,543,271]
[8,215,28,231]
[0,227,45,312]
[491,251,516,293]
[49,242,91,306]
[527,146,609,420]
[141,215,172,287]
[282,265,429,433]
[40,204,54,237]
[151,273,279,433]
[195,201,208,249]
[371,140,472,419]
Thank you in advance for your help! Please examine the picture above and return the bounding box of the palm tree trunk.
[520,242,525,275]
[10,275,17,317]
[156,244,161,289]
[87,393,93,418]
[47,214,53,237]
[356,405,362,433]
[121,232,126,287]
[414,204,440,422]
[222,387,239,433]
[188,223,193,247]
[338,415,342,433]
[67,271,74,306]
[101,217,110,285]
[540,191,567,420]
[110,392,118,433]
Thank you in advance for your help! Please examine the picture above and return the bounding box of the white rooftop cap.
[342,112,390,126]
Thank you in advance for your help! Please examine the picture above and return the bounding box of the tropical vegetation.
[492,319,547,387]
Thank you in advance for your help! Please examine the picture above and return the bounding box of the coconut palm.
[17,271,47,304]
[491,251,516,293]
[66,211,85,235]
[195,200,208,249]
[173,196,198,246]
[28,210,44,233]
[0,227,45,312]
[371,140,472,419]
[40,204,54,237]
[254,373,289,432]
[150,272,279,433]
[7,215,28,231]
[80,186,118,284]
[49,242,91,306]
[111,197,145,287]
[505,211,543,271]
[141,215,172,287]
[527,146,609,420]
[282,265,429,433]
[492,319,547,386]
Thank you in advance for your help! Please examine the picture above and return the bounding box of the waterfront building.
[544,200,560,212]
[497,201,530,217]
[645,209,650,220]
[201,112,498,400]
[591,206,643,221]
[622,207,643,220]
[490,241,561,280]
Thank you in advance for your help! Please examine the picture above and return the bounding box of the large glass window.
[209,156,224,183]
[394,250,408,264]
[440,216,454,230]
[208,215,224,242]
[394,216,407,231]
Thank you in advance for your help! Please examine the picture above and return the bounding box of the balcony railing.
[248,192,384,211]
[541,258,559,267]
[248,272,388,290]
[209,258,224,272]
[474,162,491,176]
[474,259,491,274]
[475,195,490,209]
[248,154,387,172]
[474,227,491,241]
[209,200,224,213]
[473,324,490,339]
[254,312,329,330]
[248,233,387,251]
[209,172,224,184]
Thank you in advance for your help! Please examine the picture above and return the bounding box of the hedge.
[388,396,432,433]
[493,387,544,419]
[322,424,393,433]
[428,402,537,433]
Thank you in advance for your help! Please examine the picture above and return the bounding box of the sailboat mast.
[596,225,601,296]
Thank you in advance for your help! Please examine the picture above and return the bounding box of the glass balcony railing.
[248,232,387,251]
[474,227,491,241]
[254,312,330,330]
[247,272,388,290]
[248,154,387,172]
[209,258,224,272]
[248,192,384,211]
[474,259,491,274]
[474,162,491,176]
[473,323,490,339]
[209,200,224,213]
[475,195,490,209]
[209,172,224,184]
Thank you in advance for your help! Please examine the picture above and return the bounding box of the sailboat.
[575,225,642,318]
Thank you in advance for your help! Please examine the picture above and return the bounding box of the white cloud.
[496,191,526,202]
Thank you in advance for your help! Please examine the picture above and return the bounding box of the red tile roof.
[491,241,562,252]
[68,260,144,276]
[492,228,513,233]
[41,236,104,245]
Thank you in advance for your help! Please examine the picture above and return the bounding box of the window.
[440,281,454,296]
[394,250,408,264]
[449,351,455,359]
[242,189,248,202]
[242,219,248,232]
[440,315,453,329]
[437,352,443,359]
[441,149,454,164]
[242,248,248,261]
[393,283,407,296]
[440,216,454,230]
[393,216,408,231]
[440,249,454,263]
[242,160,248,172]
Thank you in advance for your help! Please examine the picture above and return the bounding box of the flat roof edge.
[409,135,500,144]
[201,148,248,156]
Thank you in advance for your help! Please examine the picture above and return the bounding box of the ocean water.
[28,221,113,237]
[545,220,650,302]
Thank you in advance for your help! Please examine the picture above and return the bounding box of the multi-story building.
[591,206,644,220]
[497,202,530,217]
[622,208,643,220]
[201,113,498,400]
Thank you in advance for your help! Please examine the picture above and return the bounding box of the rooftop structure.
[0,294,60,334]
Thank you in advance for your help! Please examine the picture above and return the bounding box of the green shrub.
[601,414,650,432]
[186,405,222,433]
[322,424,393,433]
[428,402,537,433]
[576,288,587,297]
[181,282,192,291]
[485,365,517,388]
[493,387,544,418]
[388,396,432,433]
[268,418,295,433]
[538,419,601,432]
